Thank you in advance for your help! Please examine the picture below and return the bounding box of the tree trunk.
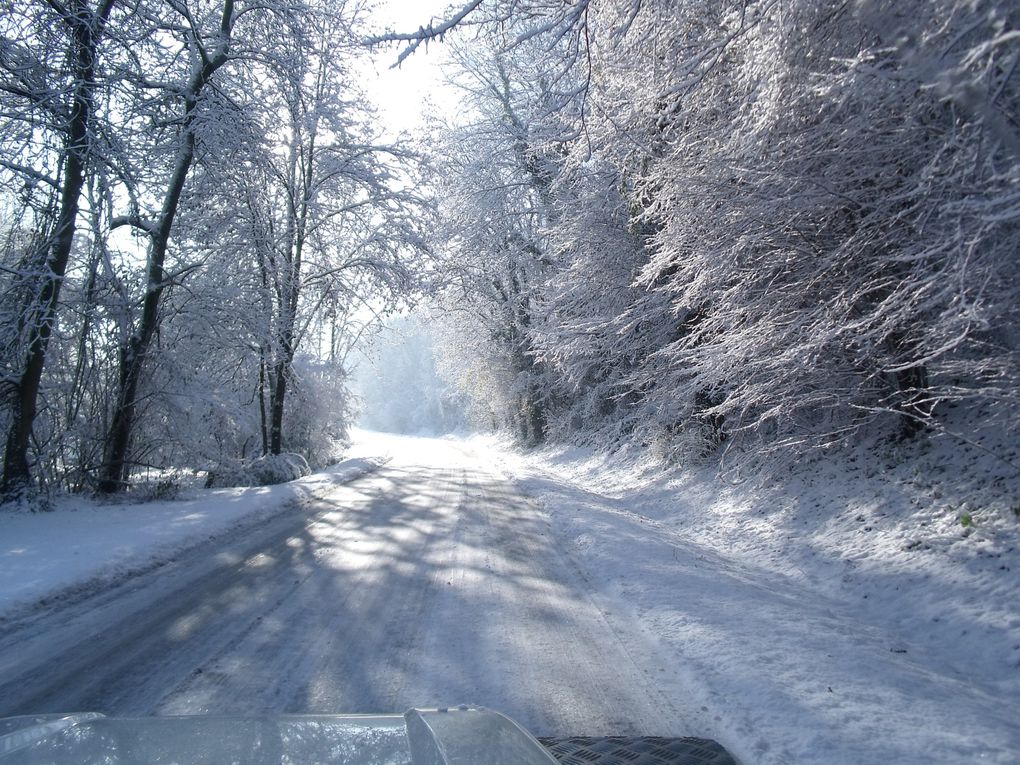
[515,388,545,447]
[528,393,546,445]
[97,0,234,492]
[895,364,930,439]
[887,330,932,440]
[268,361,288,455]
[258,357,269,456]
[97,339,144,491]
[2,0,116,499]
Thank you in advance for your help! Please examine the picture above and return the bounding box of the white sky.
[363,0,462,138]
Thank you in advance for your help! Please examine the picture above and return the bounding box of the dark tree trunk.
[515,388,545,447]
[2,0,116,499]
[258,358,269,456]
[97,0,234,492]
[528,392,546,445]
[98,339,145,491]
[886,330,932,440]
[269,361,288,455]
[895,364,930,439]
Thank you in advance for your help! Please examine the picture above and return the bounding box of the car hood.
[0,706,559,765]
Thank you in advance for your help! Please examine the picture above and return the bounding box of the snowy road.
[0,437,695,737]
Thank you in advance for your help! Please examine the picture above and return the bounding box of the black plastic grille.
[538,736,738,765]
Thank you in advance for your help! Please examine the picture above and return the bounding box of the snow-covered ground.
[484,425,1020,764]
[0,455,382,623]
[1,427,1018,764]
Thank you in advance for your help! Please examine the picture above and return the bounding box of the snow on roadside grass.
[0,455,383,623]
[474,428,1020,765]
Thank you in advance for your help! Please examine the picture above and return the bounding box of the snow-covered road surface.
[3,431,1016,765]
[0,437,698,738]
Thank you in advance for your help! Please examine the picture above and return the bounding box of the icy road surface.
[0,437,696,737]
[4,431,1015,764]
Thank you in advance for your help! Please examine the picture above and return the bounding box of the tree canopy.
[2,0,1017,499]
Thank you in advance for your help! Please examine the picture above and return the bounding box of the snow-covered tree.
[0,0,117,497]
[93,0,262,492]
[430,0,1020,468]
[603,0,1020,465]
[203,2,431,459]
[428,37,581,444]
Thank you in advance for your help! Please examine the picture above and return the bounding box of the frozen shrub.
[206,453,310,488]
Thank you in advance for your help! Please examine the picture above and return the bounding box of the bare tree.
[95,0,248,492]
[0,0,117,498]
[197,2,431,458]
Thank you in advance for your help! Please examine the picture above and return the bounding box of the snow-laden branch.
[366,0,485,66]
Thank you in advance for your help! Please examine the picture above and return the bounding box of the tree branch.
[110,213,158,236]
[366,0,485,66]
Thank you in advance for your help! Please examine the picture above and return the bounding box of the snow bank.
[483,426,1020,765]
[0,455,381,623]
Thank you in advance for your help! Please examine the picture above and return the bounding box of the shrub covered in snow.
[283,356,353,470]
[205,453,310,489]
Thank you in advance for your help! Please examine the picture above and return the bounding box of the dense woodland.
[2,0,1018,499]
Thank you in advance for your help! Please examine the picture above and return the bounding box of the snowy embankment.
[484,426,1020,765]
[0,455,383,623]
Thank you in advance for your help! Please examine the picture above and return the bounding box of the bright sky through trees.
[365,0,459,136]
